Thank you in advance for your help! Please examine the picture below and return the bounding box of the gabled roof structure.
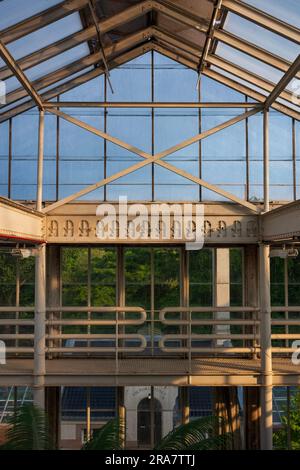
[0,0,299,122]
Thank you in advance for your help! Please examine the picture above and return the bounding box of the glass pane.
[154,52,198,102]
[216,42,284,85]
[224,13,299,62]
[59,110,104,199]
[90,248,117,307]
[125,248,151,310]
[189,249,213,307]
[242,0,300,29]
[201,75,244,102]
[154,248,180,310]
[6,13,85,61]
[62,248,88,306]
[107,53,151,102]
[0,0,62,30]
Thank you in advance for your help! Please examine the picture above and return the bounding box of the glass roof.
[241,0,300,29]
[0,0,299,121]
[224,13,300,62]
[0,0,62,31]
[4,13,84,61]
[215,42,284,84]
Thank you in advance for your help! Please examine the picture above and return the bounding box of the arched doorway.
[137,396,162,448]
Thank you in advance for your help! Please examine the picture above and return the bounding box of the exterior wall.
[124,386,178,448]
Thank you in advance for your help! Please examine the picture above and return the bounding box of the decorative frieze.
[45,203,258,244]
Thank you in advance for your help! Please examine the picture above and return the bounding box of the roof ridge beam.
[0,0,90,45]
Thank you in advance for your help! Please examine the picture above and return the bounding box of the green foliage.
[155,416,233,450]
[0,404,52,450]
[273,390,300,450]
[82,418,124,450]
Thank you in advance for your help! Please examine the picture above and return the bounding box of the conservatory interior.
[0,0,300,450]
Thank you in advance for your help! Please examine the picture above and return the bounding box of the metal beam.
[197,0,223,80]
[263,109,269,213]
[43,101,260,108]
[0,40,44,109]
[36,110,45,212]
[222,0,300,44]
[265,54,300,109]
[3,28,153,107]
[152,0,209,32]
[43,106,261,213]
[0,0,153,81]
[0,44,152,123]
[0,0,90,45]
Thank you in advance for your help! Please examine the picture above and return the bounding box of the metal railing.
[0,305,300,358]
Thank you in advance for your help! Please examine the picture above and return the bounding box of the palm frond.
[0,403,52,450]
[82,418,124,450]
[155,416,233,450]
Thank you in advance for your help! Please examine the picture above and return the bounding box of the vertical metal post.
[263,109,269,213]
[259,243,273,449]
[180,387,189,425]
[150,386,155,448]
[34,243,46,409]
[287,386,291,450]
[292,118,296,201]
[86,387,91,442]
[36,109,45,212]
[117,387,126,448]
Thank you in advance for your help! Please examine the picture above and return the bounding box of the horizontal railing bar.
[160,334,259,341]
[272,334,300,339]
[160,319,260,325]
[271,320,300,325]
[160,347,259,353]
[0,307,34,312]
[272,307,300,312]
[46,319,145,326]
[272,348,300,353]
[47,347,145,353]
[46,306,145,312]
[5,348,34,353]
[161,306,260,312]
[0,334,33,339]
[0,320,34,325]
[46,334,144,340]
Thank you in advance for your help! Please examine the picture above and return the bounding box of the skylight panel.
[215,42,284,84]
[241,0,300,29]
[5,13,84,61]
[0,0,62,30]
[224,13,299,62]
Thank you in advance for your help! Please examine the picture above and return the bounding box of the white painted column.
[215,248,230,346]
[33,243,46,408]
[259,243,273,450]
